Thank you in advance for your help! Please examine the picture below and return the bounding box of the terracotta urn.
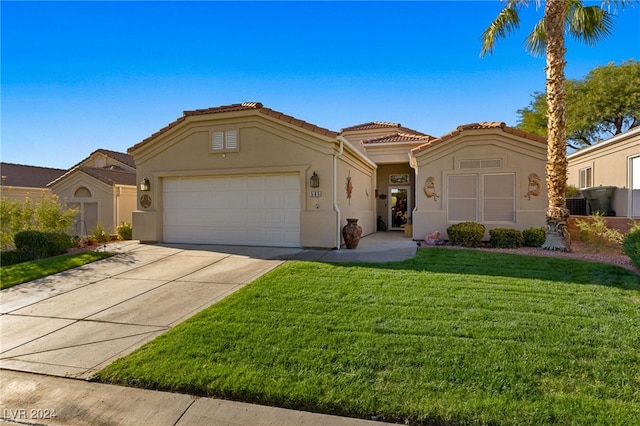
[342,218,362,249]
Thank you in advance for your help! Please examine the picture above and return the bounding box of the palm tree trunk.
[542,0,571,251]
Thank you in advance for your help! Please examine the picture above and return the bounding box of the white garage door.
[163,174,300,247]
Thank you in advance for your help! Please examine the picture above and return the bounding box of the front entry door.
[389,186,410,231]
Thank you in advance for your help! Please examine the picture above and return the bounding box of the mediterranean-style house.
[567,126,640,218]
[128,102,551,248]
[0,163,66,201]
[47,149,137,236]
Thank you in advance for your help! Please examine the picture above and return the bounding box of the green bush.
[13,230,73,260]
[523,227,546,247]
[623,226,640,269]
[116,221,133,240]
[14,230,51,259]
[489,228,524,248]
[0,193,77,250]
[447,222,485,248]
[0,249,30,266]
[91,224,110,243]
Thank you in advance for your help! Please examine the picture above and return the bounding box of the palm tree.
[481,0,629,251]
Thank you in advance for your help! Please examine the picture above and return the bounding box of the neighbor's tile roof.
[340,122,430,137]
[93,149,136,168]
[48,166,137,188]
[412,122,547,154]
[130,102,338,152]
[0,162,66,188]
[363,132,434,145]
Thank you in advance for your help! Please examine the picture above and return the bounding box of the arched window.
[74,186,92,198]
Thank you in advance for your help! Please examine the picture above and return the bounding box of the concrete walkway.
[1,232,416,425]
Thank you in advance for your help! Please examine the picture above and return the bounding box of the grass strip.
[1,251,114,289]
[96,248,640,425]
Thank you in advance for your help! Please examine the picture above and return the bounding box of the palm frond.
[525,18,547,57]
[567,4,615,45]
[480,1,525,56]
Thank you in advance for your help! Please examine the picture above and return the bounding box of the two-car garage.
[163,174,301,247]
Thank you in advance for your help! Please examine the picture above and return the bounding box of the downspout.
[334,136,346,249]
[115,185,122,229]
[408,152,418,231]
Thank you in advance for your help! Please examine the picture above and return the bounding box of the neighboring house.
[128,103,550,248]
[567,126,640,218]
[0,162,66,201]
[410,122,548,241]
[47,149,137,236]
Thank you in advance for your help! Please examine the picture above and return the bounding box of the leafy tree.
[518,60,640,149]
[0,193,77,249]
[481,0,632,252]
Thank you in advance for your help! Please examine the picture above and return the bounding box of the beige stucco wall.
[411,129,548,241]
[0,187,53,202]
[130,111,375,248]
[567,129,640,189]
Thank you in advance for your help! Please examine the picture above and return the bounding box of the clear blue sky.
[2,1,639,169]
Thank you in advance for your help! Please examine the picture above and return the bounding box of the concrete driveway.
[0,241,307,379]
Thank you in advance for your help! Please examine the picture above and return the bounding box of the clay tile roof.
[411,122,546,154]
[48,166,137,188]
[341,122,402,132]
[130,102,337,153]
[0,162,66,188]
[93,149,136,168]
[363,132,434,145]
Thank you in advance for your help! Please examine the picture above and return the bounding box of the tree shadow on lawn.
[335,247,640,291]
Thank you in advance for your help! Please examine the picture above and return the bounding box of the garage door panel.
[164,175,300,247]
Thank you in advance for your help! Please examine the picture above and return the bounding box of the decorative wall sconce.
[140,177,151,192]
[310,171,320,188]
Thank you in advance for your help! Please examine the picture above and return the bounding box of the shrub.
[91,224,110,243]
[0,193,77,250]
[116,221,133,240]
[447,222,485,248]
[489,228,524,248]
[574,214,623,246]
[47,231,74,256]
[623,225,640,269]
[523,227,546,247]
[0,249,30,266]
[14,230,51,260]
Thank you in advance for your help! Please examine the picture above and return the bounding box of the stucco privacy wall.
[567,127,640,218]
[129,103,375,248]
[411,123,548,241]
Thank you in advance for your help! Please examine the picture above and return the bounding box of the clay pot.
[342,218,362,249]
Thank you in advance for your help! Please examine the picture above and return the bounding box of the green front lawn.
[96,248,640,425]
[1,251,114,289]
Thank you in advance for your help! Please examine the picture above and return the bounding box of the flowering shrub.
[116,221,133,240]
[91,224,110,243]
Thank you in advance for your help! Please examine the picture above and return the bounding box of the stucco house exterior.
[128,102,376,248]
[567,126,640,218]
[128,103,550,248]
[47,149,137,236]
[410,122,549,241]
[0,163,66,201]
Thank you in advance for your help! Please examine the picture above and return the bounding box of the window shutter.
[225,130,238,150]
[212,132,224,150]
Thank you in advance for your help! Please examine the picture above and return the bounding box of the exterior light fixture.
[140,177,151,192]
[310,171,320,188]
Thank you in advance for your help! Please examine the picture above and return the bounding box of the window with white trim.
[447,174,478,222]
[211,130,238,152]
[483,173,515,222]
[579,167,592,188]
